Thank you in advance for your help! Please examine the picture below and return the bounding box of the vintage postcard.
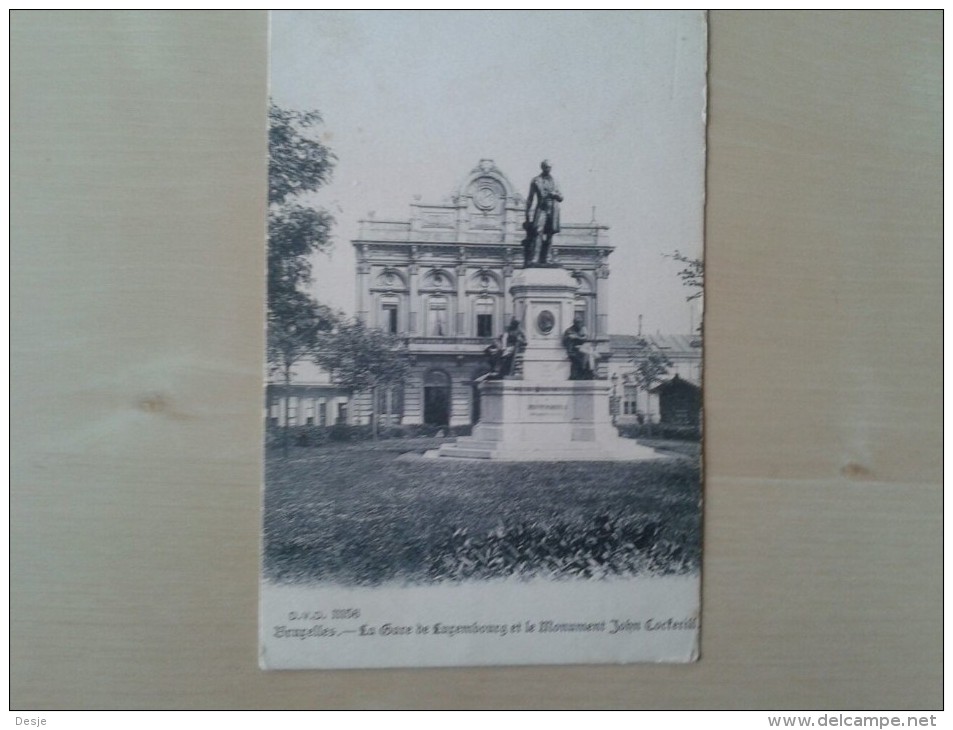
[261,10,706,669]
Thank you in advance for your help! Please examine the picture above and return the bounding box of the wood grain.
[11,10,942,708]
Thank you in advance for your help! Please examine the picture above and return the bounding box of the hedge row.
[266,423,472,447]
[616,423,701,441]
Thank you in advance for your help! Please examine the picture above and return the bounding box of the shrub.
[426,512,697,582]
[263,451,702,586]
[294,426,327,447]
[266,424,328,448]
[266,422,463,447]
[390,423,451,438]
[327,423,350,441]
[617,423,700,441]
[327,423,375,441]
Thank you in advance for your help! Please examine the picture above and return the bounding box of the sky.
[270,10,706,335]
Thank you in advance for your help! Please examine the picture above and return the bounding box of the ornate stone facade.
[352,159,614,427]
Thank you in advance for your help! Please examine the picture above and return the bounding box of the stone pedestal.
[510,267,577,381]
[427,267,662,462]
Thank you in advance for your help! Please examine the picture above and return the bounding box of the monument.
[522,159,562,267]
[428,163,661,462]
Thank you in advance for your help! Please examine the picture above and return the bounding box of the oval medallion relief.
[536,310,555,335]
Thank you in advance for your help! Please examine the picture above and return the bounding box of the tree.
[268,293,338,456]
[666,250,704,302]
[269,105,335,207]
[632,344,672,428]
[634,347,672,392]
[267,102,338,453]
[268,291,338,372]
[267,102,337,319]
[313,320,410,439]
[268,295,338,440]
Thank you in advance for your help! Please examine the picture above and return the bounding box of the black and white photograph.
[11,9,940,708]
[261,10,707,669]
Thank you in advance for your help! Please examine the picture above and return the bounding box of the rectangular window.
[430,301,448,336]
[383,303,398,334]
[476,313,493,337]
[475,298,494,338]
[574,302,588,330]
[318,401,327,426]
[337,402,347,424]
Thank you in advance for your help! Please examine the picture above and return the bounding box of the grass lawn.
[264,438,701,586]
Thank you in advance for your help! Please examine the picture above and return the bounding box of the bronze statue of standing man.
[523,160,563,267]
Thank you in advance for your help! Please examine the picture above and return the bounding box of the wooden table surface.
[11,11,942,709]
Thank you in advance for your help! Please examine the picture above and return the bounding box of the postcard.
[262,10,706,669]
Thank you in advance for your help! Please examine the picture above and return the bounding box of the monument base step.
[424,436,665,462]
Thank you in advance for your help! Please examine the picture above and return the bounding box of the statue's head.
[540,160,552,174]
[508,317,520,330]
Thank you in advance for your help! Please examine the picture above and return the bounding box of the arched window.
[423,369,451,426]
[423,369,451,387]
[573,272,594,332]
